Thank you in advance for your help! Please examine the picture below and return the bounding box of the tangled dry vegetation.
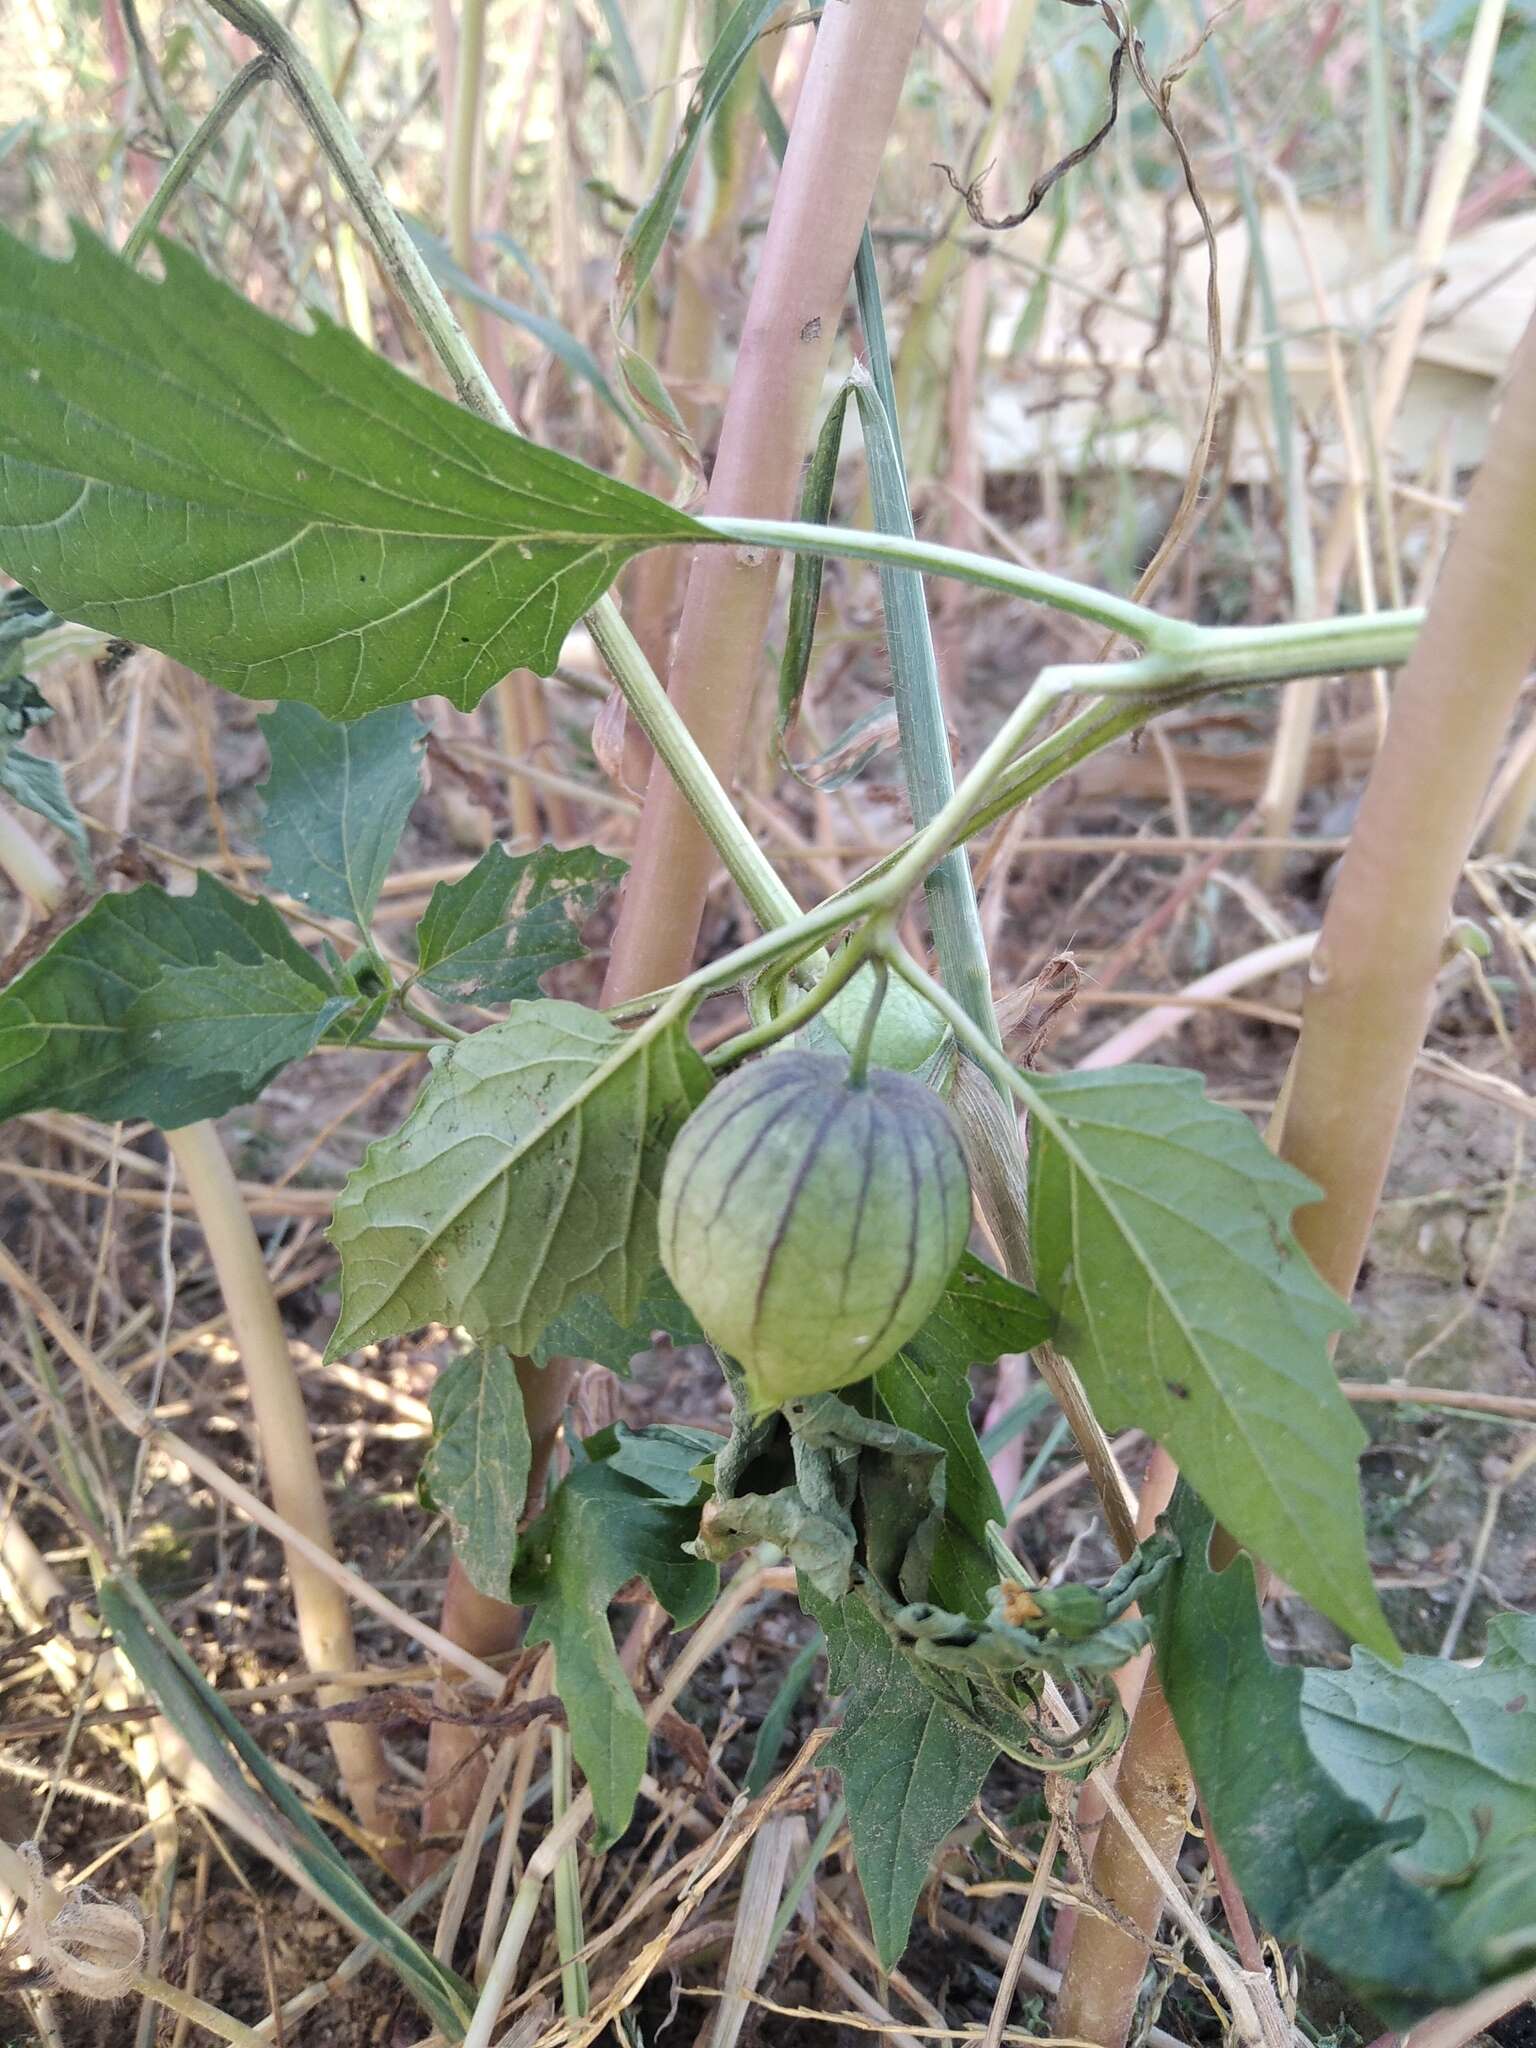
[2,0,1535,2042]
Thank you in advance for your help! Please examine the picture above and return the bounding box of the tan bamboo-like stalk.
[602,0,932,1001]
[0,802,393,1851]
[1056,309,1536,2048]
[1257,0,1510,857]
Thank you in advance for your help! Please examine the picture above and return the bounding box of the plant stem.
[120,55,272,266]
[1280,309,1536,1298]
[601,0,932,1004]
[164,1122,394,1848]
[700,516,1177,646]
[585,599,803,936]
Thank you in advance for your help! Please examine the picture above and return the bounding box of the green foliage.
[0,228,701,718]
[876,1252,1051,1614]
[529,1264,704,1373]
[0,872,351,1126]
[1303,1614,1536,1978]
[809,1588,996,1968]
[1025,1064,1394,1657]
[509,1439,717,1847]
[327,998,712,1359]
[259,702,425,930]
[412,841,625,1005]
[1,599,90,872]
[1148,1483,1479,2026]
[590,1420,718,1505]
[421,1346,531,1599]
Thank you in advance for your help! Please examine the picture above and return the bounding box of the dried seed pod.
[658,1050,971,1411]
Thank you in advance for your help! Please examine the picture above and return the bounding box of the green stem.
[705,919,876,1068]
[848,364,999,1046]
[585,600,803,938]
[699,516,1179,647]
[845,959,888,1086]
[121,55,273,266]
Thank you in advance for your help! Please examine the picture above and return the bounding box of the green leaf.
[593,1421,720,1505]
[1148,1483,1479,2026]
[0,228,703,717]
[0,872,346,1126]
[124,956,353,1088]
[876,1253,1051,1615]
[0,667,89,873]
[413,841,626,1005]
[421,1346,531,1599]
[327,998,712,1359]
[809,1588,996,1967]
[1303,1614,1536,1977]
[1025,1065,1394,1658]
[509,1456,717,1847]
[0,743,89,875]
[100,1572,473,2039]
[529,1263,704,1373]
[260,702,425,928]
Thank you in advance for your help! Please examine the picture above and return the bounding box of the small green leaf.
[1,668,89,873]
[1025,1065,1394,1658]
[421,1346,531,1599]
[876,1253,1051,1615]
[414,842,625,1005]
[0,872,345,1126]
[0,228,703,717]
[590,1421,719,1505]
[259,702,425,929]
[1148,1483,1478,2026]
[809,1588,996,1967]
[0,743,89,874]
[530,1264,704,1373]
[1303,1614,1536,1977]
[327,999,712,1359]
[509,1456,717,1847]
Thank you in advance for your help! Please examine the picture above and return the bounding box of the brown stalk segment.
[1055,310,1536,2048]
[602,0,932,1003]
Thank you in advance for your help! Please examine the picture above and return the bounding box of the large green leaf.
[876,1253,1051,1615]
[0,228,703,717]
[529,1263,704,1373]
[809,1588,996,1968]
[508,1451,717,1847]
[327,998,711,1359]
[1303,1615,1536,1976]
[1148,1483,1479,2026]
[259,701,425,929]
[412,841,625,1005]
[1025,1065,1393,1658]
[421,1346,531,1599]
[0,872,349,1126]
